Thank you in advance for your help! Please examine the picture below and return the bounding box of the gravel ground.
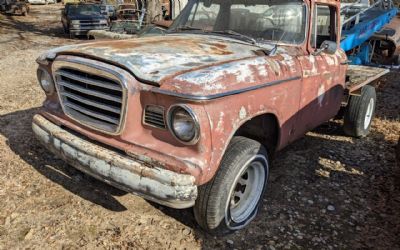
[0,5,399,249]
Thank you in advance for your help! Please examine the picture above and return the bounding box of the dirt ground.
[0,5,399,250]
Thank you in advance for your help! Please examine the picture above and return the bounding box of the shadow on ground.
[0,107,128,212]
[1,12,65,37]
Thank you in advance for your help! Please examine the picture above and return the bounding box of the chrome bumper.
[32,114,197,209]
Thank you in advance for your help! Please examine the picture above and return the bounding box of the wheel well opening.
[234,114,279,153]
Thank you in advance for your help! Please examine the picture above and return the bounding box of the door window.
[311,5,337,48]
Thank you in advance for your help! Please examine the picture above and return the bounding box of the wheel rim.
[364,98,374,130]
[229,156,266,224]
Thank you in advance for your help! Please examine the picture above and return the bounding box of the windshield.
[170,0,307,45]
[68,5,101,15]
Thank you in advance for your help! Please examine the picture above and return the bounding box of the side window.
[311,5,337,49]
[187,2,220,30]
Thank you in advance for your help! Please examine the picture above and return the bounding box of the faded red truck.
[33,0,388,234]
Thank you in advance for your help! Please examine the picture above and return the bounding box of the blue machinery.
[340,0,398,65]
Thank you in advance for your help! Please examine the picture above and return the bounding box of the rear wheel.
[63,24,68,34]
[343,85,377,138]
[396,138,400,167]
[68,28,75,39]
[394,55,400,66]
[194,136,269,235]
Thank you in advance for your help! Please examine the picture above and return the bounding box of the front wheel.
[343,85,377,138]
[194,136,269,235]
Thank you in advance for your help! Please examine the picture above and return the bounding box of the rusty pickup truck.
[33,0,389,234]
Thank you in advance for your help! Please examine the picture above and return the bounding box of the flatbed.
[346,65,389,93]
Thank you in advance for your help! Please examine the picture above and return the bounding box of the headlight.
[99,19,108,24]
[168,105,200,145]
[71,20,80,25]
[37,68,55,95]
[72,24,80,28]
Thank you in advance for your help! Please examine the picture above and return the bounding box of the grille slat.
[58,80,122,103]
[61,91,121,114]
[55,66,125,134]
[64,102,120,125]
[58,70,122,91]
[144,106,166,129]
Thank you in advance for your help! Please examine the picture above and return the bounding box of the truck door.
[297,3,345,133]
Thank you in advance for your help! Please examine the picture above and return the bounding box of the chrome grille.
[54,67,125,134]
[144,105,166,129]
[76,20,108,30]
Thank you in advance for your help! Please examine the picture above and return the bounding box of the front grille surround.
[52,57,128,135]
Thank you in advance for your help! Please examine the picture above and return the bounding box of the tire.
[396,138,400,167]
[194,136,269,235]
[395,55,400,66]
[63,24,68,34]
[343,85,377,138]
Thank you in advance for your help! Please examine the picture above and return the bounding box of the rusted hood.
[46,34,261,85]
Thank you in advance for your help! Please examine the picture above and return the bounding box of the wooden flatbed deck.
[346,65,389,93]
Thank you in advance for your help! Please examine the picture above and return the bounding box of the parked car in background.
[88,21,166,40]
[116,3,140,20]
[370,13,400,65]
[101,4,116,20]
[62,3,109,38]
[0,0,29,15]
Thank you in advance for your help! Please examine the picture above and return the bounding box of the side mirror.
[203,0,212,7]
[313,40,337,56]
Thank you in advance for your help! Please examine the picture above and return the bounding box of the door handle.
[341,60,351,65]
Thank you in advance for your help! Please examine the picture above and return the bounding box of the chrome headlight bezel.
[167,104,200,145]
[37,68,55,95]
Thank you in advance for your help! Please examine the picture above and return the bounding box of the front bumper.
[70,26,109,36]
[32,114,197,209]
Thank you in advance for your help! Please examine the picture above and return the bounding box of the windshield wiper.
[170,25,204,32]
[209,30,257,45]
[169,27,258,46]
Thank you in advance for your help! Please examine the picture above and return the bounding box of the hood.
[46,34,262,84]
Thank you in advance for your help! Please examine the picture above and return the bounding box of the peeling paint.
[239,107,247,120]
[317,84,326,107]
[43,34,260,84]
